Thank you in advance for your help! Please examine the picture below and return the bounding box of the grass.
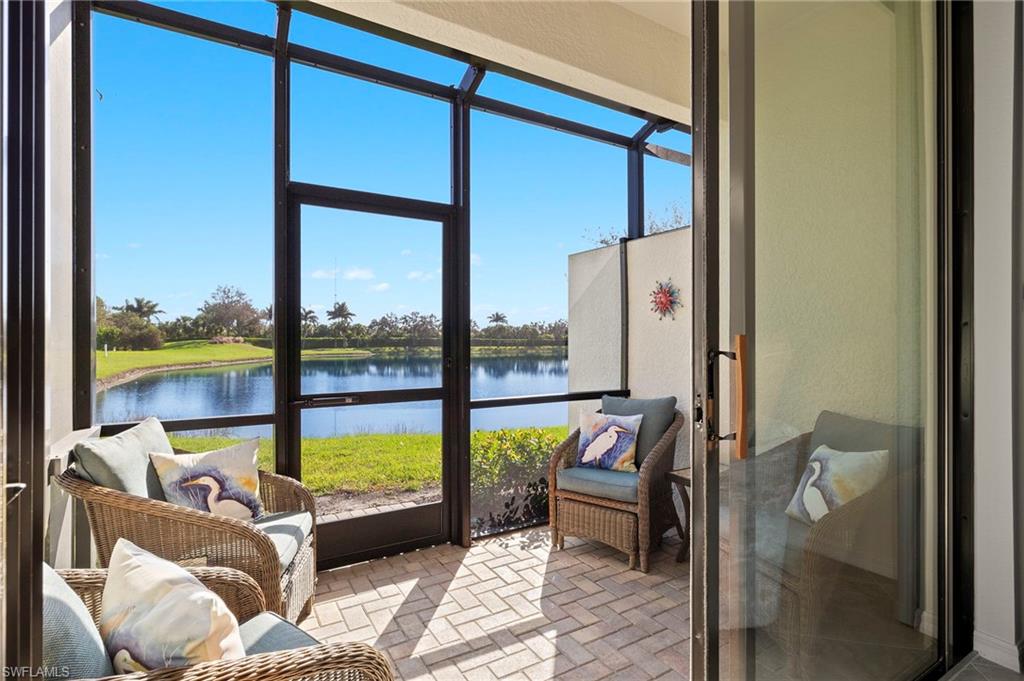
[97,339,565,382]
[167,425,569,497]
[96,340,370,381]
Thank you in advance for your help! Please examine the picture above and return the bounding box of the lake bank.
[96,339,567,392]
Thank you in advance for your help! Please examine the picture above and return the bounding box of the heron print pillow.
[150,439,263,521]
[100,538,244,673]
[784,445,889,525]
[576,412,644,471]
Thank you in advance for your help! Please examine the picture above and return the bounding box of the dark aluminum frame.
[71,0,679,565]
[689,1,974,680]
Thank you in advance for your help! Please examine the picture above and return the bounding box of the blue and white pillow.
[100,538,244,673]
[785,445,889,525]
[150,439,263,521]
[576,412,644,471]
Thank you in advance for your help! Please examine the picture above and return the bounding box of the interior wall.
[305,0,690,124]
[974,0,1020,670]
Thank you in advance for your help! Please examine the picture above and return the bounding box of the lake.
[96,355,576,435]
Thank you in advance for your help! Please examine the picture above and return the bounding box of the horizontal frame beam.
[645,143,692,167]
[296,387,444,409]
[288,43,457,101]
[289,181,455,220]
[99,412,276,436]
[471,95,634,148]
[93,0,274,54]
[469,389,629,410]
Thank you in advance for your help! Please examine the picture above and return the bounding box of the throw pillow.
[100,538,244,673]
[785,445,889,525]
[150,439,263,521]
[72,416,173,499]
[42,563,115,681]
[576,412,644,471]
[602,395,677,467]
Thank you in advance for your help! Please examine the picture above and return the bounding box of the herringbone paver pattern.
[302,526,690,680]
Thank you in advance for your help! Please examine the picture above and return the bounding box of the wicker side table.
[556,497,639,568]
[666,467,691,563]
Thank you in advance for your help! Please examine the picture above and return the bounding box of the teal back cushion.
[42,564,115,680]
[72,417,173,500]
[602,395,677,466]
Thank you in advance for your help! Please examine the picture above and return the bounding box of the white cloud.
[127,242,142,250]
[344,267,375,281]
[407,270,434,282]
[400,249,413,256]
[470,253,482,266]
[96,253,111,260]
[311,268,338,280]
[369,282,391,292]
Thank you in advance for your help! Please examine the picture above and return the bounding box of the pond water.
[96,355,574,435]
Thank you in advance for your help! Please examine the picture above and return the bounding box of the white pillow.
[150,439,263,521]
[100,538,245,673]
[784,445,889,525]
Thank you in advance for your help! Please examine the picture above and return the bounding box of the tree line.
[97,287,567,351]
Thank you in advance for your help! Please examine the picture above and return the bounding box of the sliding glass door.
[692,2,946,679]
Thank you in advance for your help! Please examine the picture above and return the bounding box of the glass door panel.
[703,3,940,680]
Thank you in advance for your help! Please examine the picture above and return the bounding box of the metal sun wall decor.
[650,279,682,320]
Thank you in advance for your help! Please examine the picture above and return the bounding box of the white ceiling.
[613,1,690,37]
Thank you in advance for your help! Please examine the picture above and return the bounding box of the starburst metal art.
[650,279,681,320]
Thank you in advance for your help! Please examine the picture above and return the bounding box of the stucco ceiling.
[613,1,690,37]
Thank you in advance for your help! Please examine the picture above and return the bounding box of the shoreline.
[96,346,567,393]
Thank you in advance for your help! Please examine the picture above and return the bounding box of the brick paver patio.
[301,526,690,680]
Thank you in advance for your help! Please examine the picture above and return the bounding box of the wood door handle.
[734,334,748,460]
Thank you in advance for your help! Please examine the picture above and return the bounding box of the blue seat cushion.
[42,564,115,681]
[240,612,319,655]
[602,396,677,467]
[557,467,639,503]
[254,511,313,571]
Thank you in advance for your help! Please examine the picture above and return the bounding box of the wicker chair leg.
[628,553,637,570]
[639,551,650,573]
[557,533,564,550]
[297,596,314,623]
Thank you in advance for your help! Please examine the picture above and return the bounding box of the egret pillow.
[100,538,244,674]
[576,412,644,472]
[150,439,263,521]
[785,445,889,525]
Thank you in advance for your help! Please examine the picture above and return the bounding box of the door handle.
[708,334,748,459]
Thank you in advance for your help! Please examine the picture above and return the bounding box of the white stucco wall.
[307,0,690,123]
[568,228,692,464]
[973,0,1019,670]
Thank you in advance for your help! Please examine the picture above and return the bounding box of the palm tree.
[326,301,356,325]
[487,311,508,325]
[260,305,273,322]
[114,297,164,322]
[300,307,319,336]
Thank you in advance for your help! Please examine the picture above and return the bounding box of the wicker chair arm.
[637,411,686,493]
[548,429,581,483]
[803,484,881,567]
[59,567,266,625]
[259,471,316,521]
[100,642,394,681]
[55,471,282,609]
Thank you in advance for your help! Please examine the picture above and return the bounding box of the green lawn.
[168,425,569,497]
[96,340,370,381]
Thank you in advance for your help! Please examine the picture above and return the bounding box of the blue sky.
[93,2,691,326]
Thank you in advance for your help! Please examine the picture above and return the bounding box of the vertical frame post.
[691,1,720,680]
[5,0,47,668]
[72,1,94,430]
[627,145,644,239]
[273,6,293,477]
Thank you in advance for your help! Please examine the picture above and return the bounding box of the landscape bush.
[469,427,563,534]
[101,311,164,350]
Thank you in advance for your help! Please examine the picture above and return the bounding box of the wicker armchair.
[56,467,317,622]
[548,410,684,572]
[58,567,393,681]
